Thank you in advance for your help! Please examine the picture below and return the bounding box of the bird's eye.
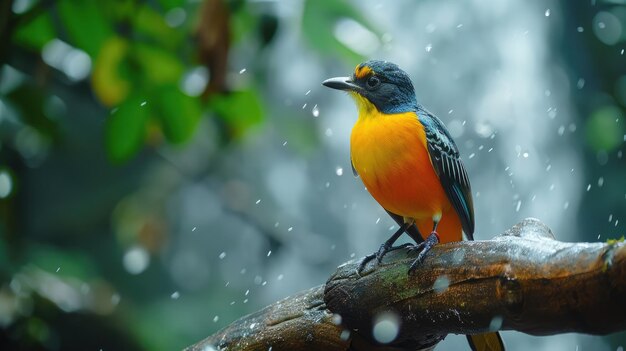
[366,76,380,89]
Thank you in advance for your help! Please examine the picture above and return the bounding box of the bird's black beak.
[322,76,359,91]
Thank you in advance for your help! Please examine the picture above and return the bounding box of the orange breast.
[350,111,462,242]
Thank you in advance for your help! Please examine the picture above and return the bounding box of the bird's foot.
[357,242,414,275]
[407,231,440,275]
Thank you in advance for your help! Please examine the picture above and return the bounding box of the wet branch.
[184,218,626,351]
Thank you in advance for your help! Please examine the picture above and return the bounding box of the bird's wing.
[419,110,475,239]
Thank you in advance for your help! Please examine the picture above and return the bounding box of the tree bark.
[184,218,626,351]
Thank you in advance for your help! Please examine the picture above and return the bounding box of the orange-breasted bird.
[323,60,504,351]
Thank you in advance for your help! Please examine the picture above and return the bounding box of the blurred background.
[0,0,625,350]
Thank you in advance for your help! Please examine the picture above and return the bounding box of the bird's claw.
[407,231,440,275]
[357,242,414,275]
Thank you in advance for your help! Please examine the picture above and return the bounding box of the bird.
[322,60,505,351]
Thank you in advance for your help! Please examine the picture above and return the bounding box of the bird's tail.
[466,332,505,351]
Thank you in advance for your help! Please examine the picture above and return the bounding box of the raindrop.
[490,316,503,331]
[425,43,432,52]
[56,267,61,273]
[305,90,311,95]
[577,78,585,89]
[302,103,307,109]
[545,9,550,17]
[558,126,565,135]
[267,250,272,257]
[192,227,197,232]
[256,199,261,204]
[515,200,522,212]
[325,128,333,137]
[598,177,604,187]
[171,291,180,299]
[577,26,584,32]
[282,141,288,146]
[372,312,401,344]
[213,315,219,322]
[312,104,320,117]
[522,152,529,158]
[563,202,569,210]
[586,184,591,191]
[340,330,350,341]
[123,246,150,275]
[546,164,552,171]
[336,167,343,176]
[219,252,226,259]
[250,323,256,329]
[0,171,13,198]
[376,217,381,224]
[140,101,147,107]
[277,274,284,281]
[165,8,186,28]
[550,184,555,191]
[288,227,293,232]
[433,275,450,293]
[609,214,613,222]
[332,314,342,325]
[239,68,247,74]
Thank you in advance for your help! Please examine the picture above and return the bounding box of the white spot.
[522,152,529,158]
[372,312,401,344]
[165,8,186,28]
[490,316,503,331]
[340,330,350,341]
[180,66,208,97]
[425,43,432,52]
[336,167,343,176]
[0,171,13,198]
[250,323,256,329]
[545,8,550,17]
[287,227,293,232]
[332,314,342,325]
[312,104,320,117]
[171,291,180,299]
[219,252,226,259]
[577,26,584,33]
[123,246,150,275]
[433,275,450,293]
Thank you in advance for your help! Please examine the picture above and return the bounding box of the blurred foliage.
[0,0,372,349]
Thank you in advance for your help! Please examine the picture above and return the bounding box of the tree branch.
[185,218,626,351]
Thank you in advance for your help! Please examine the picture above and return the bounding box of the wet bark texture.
[185,218,626,351]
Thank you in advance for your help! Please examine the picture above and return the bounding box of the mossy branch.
[185,218,626,351]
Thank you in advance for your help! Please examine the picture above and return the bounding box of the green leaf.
[585,105,625,152]
[133,44,184,85]
[58,0,113,57]
[302,0,376,63]
[13,12,56,51]
[134,4,179,48]
[105,96,149,163]
[210,90,264,138]
[154,86,202,143]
